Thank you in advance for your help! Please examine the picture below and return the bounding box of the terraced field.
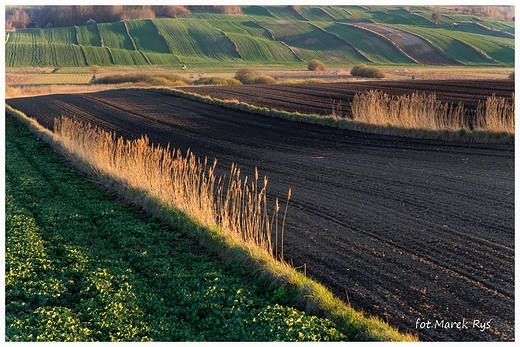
[5,5,514,67]
[6,79,514,341]
[348,23,457,65]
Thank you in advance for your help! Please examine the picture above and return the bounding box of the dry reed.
[53,116,289,256]
[5,84,116,99]
[474,93,515,133]
[351,90,514,133]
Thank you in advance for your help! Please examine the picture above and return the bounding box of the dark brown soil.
[6,80,514,341]
[179,79,514,117]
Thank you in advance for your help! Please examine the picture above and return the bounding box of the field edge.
[155,86,514,144]
[4,104,419,342]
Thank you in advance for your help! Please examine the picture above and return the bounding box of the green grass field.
[5,5,514,68]
[75,24,101,46]
[394,24,515,66]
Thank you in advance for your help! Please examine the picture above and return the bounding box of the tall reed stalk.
[351,90,514,133]
[474,93,515,133]
[53,116,290,256]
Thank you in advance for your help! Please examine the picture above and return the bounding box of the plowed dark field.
[6,79,514,341]
[179,79,514,117]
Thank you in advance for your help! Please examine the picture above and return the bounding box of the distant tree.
[38,6,67,27]
[218,6,242,15]
[5,7,30,30]
[155,6,190,18]
[431,11,441,24]
[119,6,155,20]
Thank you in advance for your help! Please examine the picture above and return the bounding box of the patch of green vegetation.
[126,20,170,53]
[97,21,135,50]
[151,18,241,61]
[323,22,415,64]
[261,6,306,21]
[317,6,354,21]
[5,114,348,342]
[7,27,77,45]
[241,6,274,18]
[204,16,298,62]
[76,24,102,46]
[108,48,149,65]
[5,43,86,67]
[394,25,514,66]
[81,45,112,66]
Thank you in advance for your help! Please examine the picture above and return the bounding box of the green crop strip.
[5,114,348,342]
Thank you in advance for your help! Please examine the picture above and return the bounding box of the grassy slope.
[5,114,352,342]
[4,6,514,67]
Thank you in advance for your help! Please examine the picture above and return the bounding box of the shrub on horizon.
[248,75,277,84]
[350,64,385,79]
[192,77,242,86]
[235,68,277,84]
[307,59,326,71]
[234,68,258,83]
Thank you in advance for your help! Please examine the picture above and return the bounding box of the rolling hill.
[4,5,515,67]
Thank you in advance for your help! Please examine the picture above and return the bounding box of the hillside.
[5,5,515,67]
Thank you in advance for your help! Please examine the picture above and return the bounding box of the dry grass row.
[5,84,115,99]
[351,90,514,134]
[52,116,289,257]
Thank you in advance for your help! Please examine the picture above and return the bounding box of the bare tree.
[431,11,440,24]
[5,7,30,30]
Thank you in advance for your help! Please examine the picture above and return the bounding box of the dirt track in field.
[6,80,514,341]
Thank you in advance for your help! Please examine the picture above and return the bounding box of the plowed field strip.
[182,79,514,116]
[6,87,514,342]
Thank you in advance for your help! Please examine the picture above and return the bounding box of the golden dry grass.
[5,84,117,99]
[53,116,288,256]
[351,90,514,134]
[474,93,515,133]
